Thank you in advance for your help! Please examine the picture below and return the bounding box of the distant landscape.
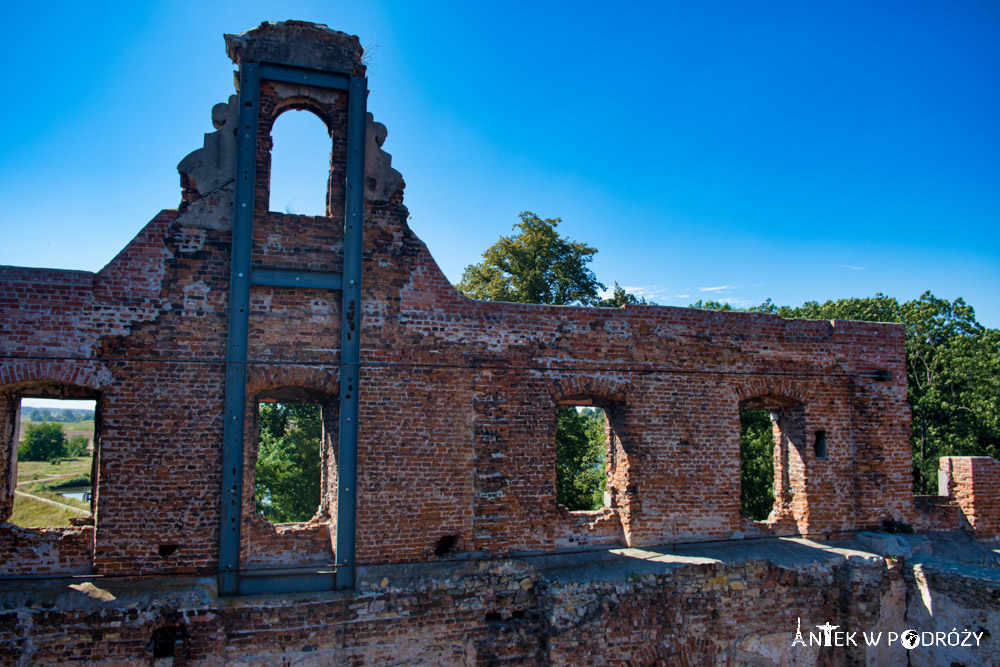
[20,407,94,423]
[18,407,94,450]
[13,406,95,527]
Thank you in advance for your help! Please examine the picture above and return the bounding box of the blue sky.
[1,1,997,327]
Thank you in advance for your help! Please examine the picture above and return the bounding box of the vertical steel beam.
[219,61,260,596]
[335,75,367,590]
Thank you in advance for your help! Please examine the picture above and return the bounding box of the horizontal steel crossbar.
[238,568,338,595]
[250,268,344,290]
[259,63,351,90]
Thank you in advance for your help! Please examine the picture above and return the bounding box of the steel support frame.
[219,60,366,596]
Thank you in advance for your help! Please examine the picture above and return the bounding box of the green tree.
[556,408,607,510]
[598,282,650,308]
[899,293,1000,490]
[740,410,774,520]
[19,422,67,461]
[254,403,322,523]
[65,436,90,457]
[456,212,605,305]
[689,299,736,311]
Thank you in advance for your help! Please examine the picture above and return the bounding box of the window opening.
[739,408,775,521]
[739,398,807,522]
[814,430,828,459]
[555,401,610,511]
[268,109,332,216]
[254,400,322,523]
[13,397,97,527]
[149,625,186,662]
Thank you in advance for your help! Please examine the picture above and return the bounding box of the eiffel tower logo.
[790,617,806,647]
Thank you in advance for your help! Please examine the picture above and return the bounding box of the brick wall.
[0,546,912,665]
[938,456,1000,538]
[912,495,961,532]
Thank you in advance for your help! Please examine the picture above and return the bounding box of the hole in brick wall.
[254,399,323,524]
[739,397,807,522]
[739,408,776,521]
[814,430,828,459]
[9,393,100,528]
[268,109,331,216]
[484,612,502,623]
[434,534,459,557]
[511,610,525,619]
[555,401,612,511]
[149,625,186,660]
[158,544,179,557]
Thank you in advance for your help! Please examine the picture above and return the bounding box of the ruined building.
[1,21,998,665]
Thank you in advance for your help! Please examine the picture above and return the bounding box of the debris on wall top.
[225,20,365,75]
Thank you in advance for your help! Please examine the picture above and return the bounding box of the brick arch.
[256,82,344,220]
[265,98,337,136]
[245,365,339,397]
[0,360,112,394]
[733,376,812,406]
[550,374,633,405]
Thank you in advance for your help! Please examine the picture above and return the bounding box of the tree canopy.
[556,407,608,510]
[456,212,605,306]
[254,403,323,523]
[19,422,68,462]
[598,282,649,308]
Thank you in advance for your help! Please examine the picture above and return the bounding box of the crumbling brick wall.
[0,543,916,665]
[938,456,1000,538]
[0,20,939,581]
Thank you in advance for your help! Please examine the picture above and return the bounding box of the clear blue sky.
[1,1,997,327]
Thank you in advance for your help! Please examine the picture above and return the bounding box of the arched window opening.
[11,394,99,528]
[738,396,806,522]
[268,109,331,216]
[555,397,616,512]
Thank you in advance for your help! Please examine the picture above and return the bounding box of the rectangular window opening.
[555,404,610,512]
[814,430,828,459]
[739,408,775,521]
[12,396,98,528]
[254,401,323,524]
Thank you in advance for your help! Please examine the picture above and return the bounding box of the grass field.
[15,456,92,483]
[11,494,89,527]
[12,455,93,527]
